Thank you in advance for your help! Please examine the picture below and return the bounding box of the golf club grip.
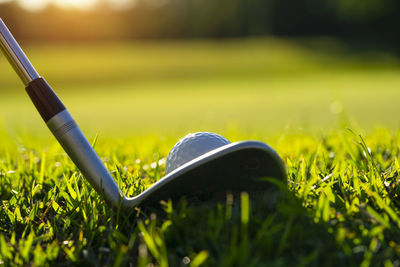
[26,78,66,122]
[26,78,123,207]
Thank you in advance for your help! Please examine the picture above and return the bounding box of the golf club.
[0,18,286,209]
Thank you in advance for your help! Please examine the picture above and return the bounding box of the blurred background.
[0,0,399,140]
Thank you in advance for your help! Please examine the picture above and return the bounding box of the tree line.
[0,0,398,48]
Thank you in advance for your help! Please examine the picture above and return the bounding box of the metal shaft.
[0,18,129,208]
[0,18,39,85]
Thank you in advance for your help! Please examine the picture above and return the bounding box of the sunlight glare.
[17,0,98,11]
[18,0,51,11]
[54,0,97,10]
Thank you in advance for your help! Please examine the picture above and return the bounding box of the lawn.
[0,38,400,266]
[1,38,400,138]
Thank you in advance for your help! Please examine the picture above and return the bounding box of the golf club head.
[123,141,286,208]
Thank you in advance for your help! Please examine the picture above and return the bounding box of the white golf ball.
[165,132,231,174]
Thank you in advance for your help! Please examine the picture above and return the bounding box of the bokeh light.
[17,0,97,10]
[13,0,137,10]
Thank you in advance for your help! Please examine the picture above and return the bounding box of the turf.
[1,38,400,265]
[1,38,400,137]
[1,129,400,266]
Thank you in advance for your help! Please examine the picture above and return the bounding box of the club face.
[135,141,286,208]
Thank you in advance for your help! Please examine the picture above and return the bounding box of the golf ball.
[165,132,231,174]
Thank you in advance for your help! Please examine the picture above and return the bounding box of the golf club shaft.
[0,19,39,85]
[0,18,124,207]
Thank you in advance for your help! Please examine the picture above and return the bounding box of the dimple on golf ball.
[165,132,231,174]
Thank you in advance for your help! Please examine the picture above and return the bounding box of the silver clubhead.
[123,141,286,208]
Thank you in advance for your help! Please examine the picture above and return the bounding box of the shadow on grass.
[131,178,349,266]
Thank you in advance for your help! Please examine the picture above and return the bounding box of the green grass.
[1,37,400,137]
[1,129,400,266]
[1,37,400,265]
